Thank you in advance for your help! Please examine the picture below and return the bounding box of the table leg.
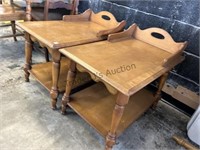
[106,93,129,150]
[50,50,61,110]
[152,72,169,109]
[44,48,50,62]
[61,60,76,114]
[24,32,32,82]
[25,0,32,21]
[11,21,17,41]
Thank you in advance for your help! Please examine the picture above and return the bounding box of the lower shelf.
[29,58,91,92]
[69,83,155,137]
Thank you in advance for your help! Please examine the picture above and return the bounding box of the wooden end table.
[59,24,187,149]
[17,9,126,109]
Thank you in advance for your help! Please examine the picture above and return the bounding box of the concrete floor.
[0,26,191,150]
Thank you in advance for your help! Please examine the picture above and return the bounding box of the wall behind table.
[78,0,200,109]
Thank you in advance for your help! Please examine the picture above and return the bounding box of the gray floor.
[0,26,191,150]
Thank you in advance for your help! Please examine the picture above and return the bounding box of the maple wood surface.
[59,38,170,96]
[69,82,155,137]
[59,24,187,150]
[18,21,108,49]
[17,9,126,49]
[21,10,125,109]
[59,24,187,96]
[30,58,91,92]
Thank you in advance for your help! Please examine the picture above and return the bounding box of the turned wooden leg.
[50,50,61,110]
[106,93,129,150]
[44,48,50,62]
[25,0,32,21]
[11,21,17,41]
[152,72,169,109]
[61,60,76,115]
[24,32,32,82]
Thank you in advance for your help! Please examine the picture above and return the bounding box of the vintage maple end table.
[17,9,126,109]
[59,24,187,149]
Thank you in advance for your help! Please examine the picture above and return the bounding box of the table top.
[60,24,187,96]
[17,9,126,49]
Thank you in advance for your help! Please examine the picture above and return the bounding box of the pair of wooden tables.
[18,9,187,149]
[18,9,126,109]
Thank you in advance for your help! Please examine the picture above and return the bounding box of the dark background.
[78,0,199,95]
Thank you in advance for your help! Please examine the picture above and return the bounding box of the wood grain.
[20,10,125,109]
[17,13,125,49]
[63,9,91,21]
[133,25,187,54]
[29,58,91,92]
[59,38,170,95]
[68,83,155,137]
[59,24,187,96]
[17,9,125,49]
[60,23,187,150]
